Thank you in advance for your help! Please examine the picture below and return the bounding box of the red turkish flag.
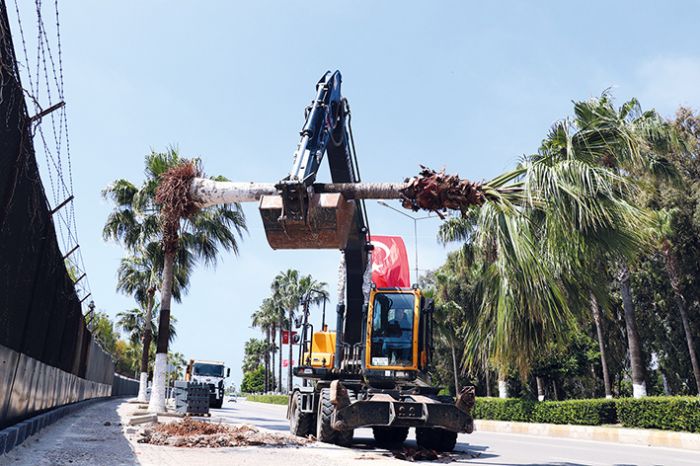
[282,330,297,345]
[370,235,411,288]
[282,359,290,368]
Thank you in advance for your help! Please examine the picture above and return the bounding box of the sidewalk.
[0,398,404,466]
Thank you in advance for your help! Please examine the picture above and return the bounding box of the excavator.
[253,70,476,451]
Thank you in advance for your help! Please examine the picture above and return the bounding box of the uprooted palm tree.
[105,148,246,413]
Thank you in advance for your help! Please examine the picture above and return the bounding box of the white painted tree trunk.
[536,376,545,402]
[498,379,508,399]
[188,178,409,208]
[632,382,647,398]
[137,372,148,402]
[148,353,167,412]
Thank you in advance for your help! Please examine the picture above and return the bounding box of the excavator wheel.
[289,391,313,437]
[372,427,409,446]
[316,388,353,446]
[415,427,458,452]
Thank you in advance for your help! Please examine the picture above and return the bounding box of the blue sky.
[11,1,700,388]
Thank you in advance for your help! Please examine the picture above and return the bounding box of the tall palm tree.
[294,275,328,391]
[105,148,246,413]
[567,95,677,397]
[252,298,281,392]
[111,246,189,402]
[272,270,300,394]
[656,210,700,393]
[271,270,328,392]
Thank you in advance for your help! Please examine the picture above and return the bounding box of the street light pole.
[377,201,433,284]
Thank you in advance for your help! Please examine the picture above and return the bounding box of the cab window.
[370,293,415,367]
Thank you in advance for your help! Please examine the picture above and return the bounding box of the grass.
[245,394,289,405]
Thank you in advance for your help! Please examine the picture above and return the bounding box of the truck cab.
[184,359,230,409]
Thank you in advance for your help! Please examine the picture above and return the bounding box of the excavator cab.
[364,288,432,380]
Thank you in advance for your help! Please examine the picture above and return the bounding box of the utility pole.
[377,201,434,283]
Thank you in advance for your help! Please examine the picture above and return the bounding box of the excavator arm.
[274,71,371,365]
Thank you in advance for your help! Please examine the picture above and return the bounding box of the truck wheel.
[289,391,313,437]
[416,428,457,452]
[372,427,409,446]
[316,388,353,445]
[316,388,337,444]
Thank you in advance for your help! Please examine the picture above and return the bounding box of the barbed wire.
[10,0,91,309]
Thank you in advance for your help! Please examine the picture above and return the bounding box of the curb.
[474,419,700,451]
[0,397,110,456]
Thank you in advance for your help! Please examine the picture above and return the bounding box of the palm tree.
[271,270,328,393]
[272,270,300,394]
[111,247,189,402]
[116,305,177,348]
[434,301,464,397]
[105,148,246,413]
[656,210,700,393]
[294,275,328,391]
[438,95,654,383]
[567,95,678,397]
[251,298,280,392]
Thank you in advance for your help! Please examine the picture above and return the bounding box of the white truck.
[184,359,230,409]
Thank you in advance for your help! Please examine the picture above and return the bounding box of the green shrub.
[617,396,700,432]
[246,394,290,405]
[473,398,534,422]
[532,399,617,425]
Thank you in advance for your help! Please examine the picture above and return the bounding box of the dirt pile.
[138,418,310,448]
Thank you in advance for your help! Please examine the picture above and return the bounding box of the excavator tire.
[289,391,313,437]
[415,427,458,452]
[316,388,353,446]
[372,427,409,446]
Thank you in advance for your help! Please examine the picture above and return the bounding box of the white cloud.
[637,56,700,115]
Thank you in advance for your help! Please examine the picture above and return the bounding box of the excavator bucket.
[259,193,356,249]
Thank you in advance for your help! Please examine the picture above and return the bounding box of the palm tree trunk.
[278,323,283,394]
[497,368,508,399]
[450,342,460,396]
[536,376,545,401]
[590,294,613,398]
[618,264,646,398]
[148,249,175,413]
[663,246,700,394]
[137,294,155,403]
[484,367,491,397]
[271,323,277,392]
[288,308,293,393]
[264,327,270,393]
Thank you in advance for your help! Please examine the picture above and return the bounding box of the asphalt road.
[211,398,700,466]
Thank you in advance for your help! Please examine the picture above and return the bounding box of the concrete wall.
[111,374,139,397]
[0,344,113,429]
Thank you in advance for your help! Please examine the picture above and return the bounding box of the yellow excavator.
[253,71,475,451]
